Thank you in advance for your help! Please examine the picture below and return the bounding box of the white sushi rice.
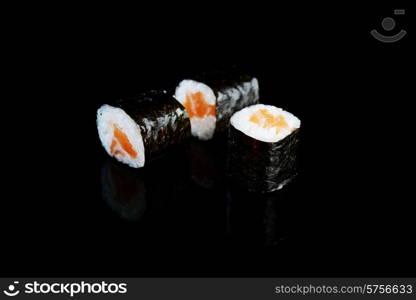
[97,104,145,168]
[230,104,301,143]
[174,79,217,140]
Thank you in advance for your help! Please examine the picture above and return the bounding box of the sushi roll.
[227,104,301,193]
[174,72,259,140]
[97,90,191,168]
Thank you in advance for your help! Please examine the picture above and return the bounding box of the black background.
[2,3,413,277]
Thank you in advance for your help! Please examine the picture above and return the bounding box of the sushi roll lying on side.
[227,104,301,193]
[174,72,259,140]
[97,90,191,168]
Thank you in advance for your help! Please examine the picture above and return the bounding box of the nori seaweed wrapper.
[195,70,260,133]
[227,126,300,193]
[114,90,191,162]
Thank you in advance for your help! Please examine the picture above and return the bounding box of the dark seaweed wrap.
[114,90,191,162]
[195,70,260,132]
[227,126,300,193]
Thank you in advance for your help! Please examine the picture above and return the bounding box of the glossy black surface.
[2,4,414,277]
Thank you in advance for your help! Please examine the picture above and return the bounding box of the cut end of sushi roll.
[230,104,301,143]
[174,80,217,140]
[97,104,145,168]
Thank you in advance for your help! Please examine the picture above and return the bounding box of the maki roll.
[97,90,190,168]
[174,72,259,140]
[227,104,301,193]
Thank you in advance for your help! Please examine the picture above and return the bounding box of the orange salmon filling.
[183,92,216,119]
[110,140,124,157]
[110,124,138,158]
[249,109,289,133]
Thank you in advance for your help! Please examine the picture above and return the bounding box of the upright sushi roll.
[227,104,301,193]
[97,90,190,168]
[174,71,259,140]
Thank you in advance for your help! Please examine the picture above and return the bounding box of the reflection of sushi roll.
[188,139,226,189]
[101,159,146,221]
[97,90,190,168]
[227,104,301,193]
[226,186,284,247]
[189,141,217,189]
[174,72,259,140]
